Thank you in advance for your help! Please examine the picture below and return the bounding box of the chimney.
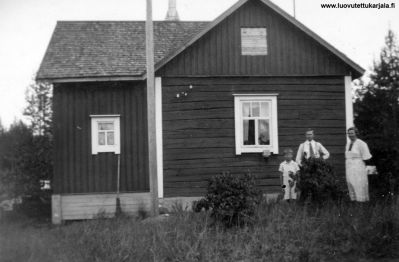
[165,0,180,21]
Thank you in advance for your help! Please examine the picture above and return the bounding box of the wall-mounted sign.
[241,28,268,56]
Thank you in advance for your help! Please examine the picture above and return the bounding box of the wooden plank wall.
[158,0,351,77]
[59,192,152,220]
[53,81,149,194]
[162,76,347,197]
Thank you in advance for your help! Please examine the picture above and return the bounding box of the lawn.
[1,200,399,262]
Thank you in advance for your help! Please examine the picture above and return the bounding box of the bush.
[197,173,261,228]
[297,158,346,204]
[13,195,51,220]
[192,198,210,213]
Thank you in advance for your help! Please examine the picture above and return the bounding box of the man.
[296,129,330,165]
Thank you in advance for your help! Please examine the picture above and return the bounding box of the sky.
[0,0,398,128]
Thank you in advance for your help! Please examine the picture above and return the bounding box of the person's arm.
[319,143,330,160]
[279,164,285,191]
[296,144,303,165]
[360,141,372,161]
[280,172,284,188]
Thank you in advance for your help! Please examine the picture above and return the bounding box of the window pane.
[242,102,250,117]
[107,132,115,145]
[243,120,255,145]
[98,122,114,131]
[260,102,270,117]
[98,132,105,145]
[252,102,260,117]
[258,119,270,145]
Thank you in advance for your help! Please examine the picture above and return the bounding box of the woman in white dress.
[345,127,372,202]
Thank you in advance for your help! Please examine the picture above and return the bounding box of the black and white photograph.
[0,0,399,261]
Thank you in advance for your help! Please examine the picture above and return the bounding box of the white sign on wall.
[241,28,268,56]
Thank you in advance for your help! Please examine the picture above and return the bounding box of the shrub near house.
[297,158,346,203]
[194,173,262,228]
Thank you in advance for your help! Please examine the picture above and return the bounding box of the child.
[279,148,300,201]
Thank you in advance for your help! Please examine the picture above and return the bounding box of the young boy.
[279,148,300,201]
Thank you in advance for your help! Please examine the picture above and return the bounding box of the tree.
[24,80,53,136]
[0,80,54,218]
[0,121,34,198]
[354,29,399,198]
[23,79,54,195]
[1,79,54,194]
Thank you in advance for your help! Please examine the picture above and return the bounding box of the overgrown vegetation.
[297,158,346,204]
[194,173,262,228]
[2,200,399,262]
[0,80,53,219]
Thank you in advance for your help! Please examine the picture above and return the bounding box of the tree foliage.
[0,121,33,198]
[0,79,53,215]
[0,120,53,199]
[354,29,399,198]
[24,81,53,136]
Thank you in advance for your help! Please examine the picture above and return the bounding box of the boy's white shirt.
[279,160,300,178]
[295,140,330,165]
[279,160,300,200]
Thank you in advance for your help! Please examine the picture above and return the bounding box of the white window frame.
[234,94,279,155]
[90,115,120,155]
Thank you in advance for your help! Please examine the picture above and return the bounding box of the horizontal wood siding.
[59,193,152,220]
[53,81,149,194]
[162,76,346,197]
[158,0,351,77]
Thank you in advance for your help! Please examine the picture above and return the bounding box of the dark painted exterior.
[161,77,346,197]
[157,0,350,197]
[51,0,356,197]
[158,0,352,77]
[52,81,149,194]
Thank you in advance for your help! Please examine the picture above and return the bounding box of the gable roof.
[36,21,209,81]
[37,0,365,82]
[155,0,364,78]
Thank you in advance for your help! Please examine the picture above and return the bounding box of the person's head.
[283,148,294,162]
[305,129,314,141]
[347,127,358,141]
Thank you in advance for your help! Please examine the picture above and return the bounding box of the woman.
[345,127,372,202]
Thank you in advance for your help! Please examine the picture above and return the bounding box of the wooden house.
[37,0,364,223]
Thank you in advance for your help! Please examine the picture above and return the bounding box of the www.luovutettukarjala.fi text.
[321,2,395,9]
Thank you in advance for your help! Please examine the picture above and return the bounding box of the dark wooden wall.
[162,76,346,197]
[158,0,352,77]
[53,81,149,194]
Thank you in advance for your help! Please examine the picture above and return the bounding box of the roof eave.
[36,75,145,83]
[259,0,365,78]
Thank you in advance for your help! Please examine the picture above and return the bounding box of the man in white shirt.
[296,129,330,165]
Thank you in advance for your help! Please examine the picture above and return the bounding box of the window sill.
[236,146,278,155]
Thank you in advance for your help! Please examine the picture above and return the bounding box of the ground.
[1,200,399,262]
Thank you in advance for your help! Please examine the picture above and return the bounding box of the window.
[241,28,267,56]
[234,95,278,155]
[91,115,120,154]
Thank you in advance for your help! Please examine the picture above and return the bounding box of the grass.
[1,200,399,262]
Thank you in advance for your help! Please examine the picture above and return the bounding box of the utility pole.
[293,0,296,19]
[146,0,159,216]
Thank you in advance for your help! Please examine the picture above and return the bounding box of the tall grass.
[1,200,399,262]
